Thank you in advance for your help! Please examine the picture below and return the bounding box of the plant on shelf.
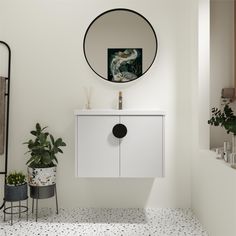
[5,171,27,202]
[24,123,66,197]
[208,104,236,135]
[208,104,236,155]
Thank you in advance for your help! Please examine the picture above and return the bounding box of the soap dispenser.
[118,91,123,110]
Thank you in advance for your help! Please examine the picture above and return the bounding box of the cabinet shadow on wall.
[78,178,155,211]
[59,178,156,223]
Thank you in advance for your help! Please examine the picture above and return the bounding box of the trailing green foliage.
[24,123,66,168]
[7,171,26,186]
[208,104,236,135]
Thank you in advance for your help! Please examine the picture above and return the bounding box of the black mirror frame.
[83,8,158,83]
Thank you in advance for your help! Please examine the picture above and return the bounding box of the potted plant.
[208,104,236,135]
[24,123,66,198]
[208,104,236,153]
[5,171,27,201]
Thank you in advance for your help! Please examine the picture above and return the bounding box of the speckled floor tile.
[0,208,208,236]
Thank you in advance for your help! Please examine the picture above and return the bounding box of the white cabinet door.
[120,116,164,177]
[76,116,120,177]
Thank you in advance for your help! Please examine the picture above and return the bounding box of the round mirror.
[83,8,158,83]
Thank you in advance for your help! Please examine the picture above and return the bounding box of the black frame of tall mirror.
[83,8,158,83]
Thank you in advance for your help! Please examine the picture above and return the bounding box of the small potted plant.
[208,104,236,135]
[5,171,27,201]
[24,123,66,197]
[208,104,236,153]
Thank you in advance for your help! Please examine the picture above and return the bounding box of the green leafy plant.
[24,123,66,168]
[208,104,236,135]
[6,171,26,186]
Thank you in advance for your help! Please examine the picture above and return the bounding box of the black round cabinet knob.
[112,124,127,138]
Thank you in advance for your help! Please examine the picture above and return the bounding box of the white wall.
[192,150,236,236]
[0,0,198,208]
[192,1,236,236]
[198,0,210,150]
[210,0,235,149]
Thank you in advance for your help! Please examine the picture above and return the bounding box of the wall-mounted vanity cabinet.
[74,110,165,178]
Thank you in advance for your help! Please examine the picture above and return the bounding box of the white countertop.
[74,109,165,116]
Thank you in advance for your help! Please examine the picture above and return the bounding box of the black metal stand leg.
[55,185,58,214]
[36,187,39,222]
[36,198,38,222]
[10,202,13,226]
[3,201,6,221]
[19,200,21,218]
[32,198,34,213]
[26,199,28,221]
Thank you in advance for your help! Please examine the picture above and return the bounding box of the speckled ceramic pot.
[28,166,56,186]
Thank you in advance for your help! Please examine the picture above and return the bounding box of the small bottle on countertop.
[215,148,223,159]
[223,141,231,162]
[118,91,122,110]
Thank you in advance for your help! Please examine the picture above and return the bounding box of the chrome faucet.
[118,91,122,110]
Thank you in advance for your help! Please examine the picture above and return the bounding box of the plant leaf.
[30,131,37,136]
[50,135,55,145]
[57,148,63,153]
[36,123,41,132]
[42,152,51,165]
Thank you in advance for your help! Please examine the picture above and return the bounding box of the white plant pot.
[28,166,56,186]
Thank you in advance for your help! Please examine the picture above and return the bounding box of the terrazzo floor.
[0,208,208,236]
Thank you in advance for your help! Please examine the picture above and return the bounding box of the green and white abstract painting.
[108,48,142,82]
